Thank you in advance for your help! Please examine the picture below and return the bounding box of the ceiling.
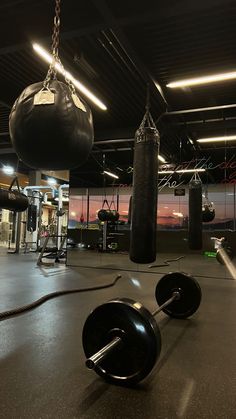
[1,0,236,186]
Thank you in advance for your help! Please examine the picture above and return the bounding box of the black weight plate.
[82,298,161,386]
[155,272,202,319]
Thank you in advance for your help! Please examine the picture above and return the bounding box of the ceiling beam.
[91,0,168,112]
[0,147,14,154]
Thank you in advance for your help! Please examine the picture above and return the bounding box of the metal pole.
[86,337,122,370]
[152,292,180,317]
[234,184,236,232]
[103,221,107,251]
[163,103,236,115]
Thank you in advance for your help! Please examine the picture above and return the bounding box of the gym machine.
[82,272,201,385]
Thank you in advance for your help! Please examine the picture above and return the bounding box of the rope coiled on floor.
[0,274,122,321]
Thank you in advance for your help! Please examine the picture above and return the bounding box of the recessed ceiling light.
[47,177,57,186]
[197,135,236,143]
[33,43,107,111]
[2,165,14,175]
[167,71,236,88]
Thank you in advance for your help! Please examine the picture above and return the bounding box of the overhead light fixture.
[173,212,184,217]
[158,168,205,174]
[33,43,107,111]
[167,70,236,88]
[197,135,236,143]
[47,177,57,186]
[158,155,166,163]
[103,170,119,179]
[2,165,14,175]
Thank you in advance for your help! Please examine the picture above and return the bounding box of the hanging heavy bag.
[109,200,119,222]
[202,205,215,222]
[188,178,202,250]
[9,0,94,170]
[0,177,28,212]
[98,199,111,222]
[9,81,94,170]
[27,204,37,231]
[129,111,159,264]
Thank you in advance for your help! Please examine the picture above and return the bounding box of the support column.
[29,171,41,186]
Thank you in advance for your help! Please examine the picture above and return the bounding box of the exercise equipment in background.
[83,272,201,385]
[108,199,119,222]
[27,204,37,232]
[129,91,160,264]
[188,174,202,250]
[9,0,94,170]
[0,177,28,213]
[202,189,215,222]
[98,199,111,222]
[98,199,120,223]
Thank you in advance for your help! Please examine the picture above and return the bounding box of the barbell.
[82,272,202,386]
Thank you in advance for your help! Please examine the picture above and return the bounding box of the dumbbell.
[82,272,201,386]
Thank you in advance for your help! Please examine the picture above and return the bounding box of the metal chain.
[43,0,61,89]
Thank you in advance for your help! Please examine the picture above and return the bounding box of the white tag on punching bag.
[33,90,55,105]
[72,94,86,112]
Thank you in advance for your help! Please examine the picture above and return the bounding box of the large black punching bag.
[0,188,28,212]
[9,80,94,170]
[188,179,202,250]
[129,124,159,263]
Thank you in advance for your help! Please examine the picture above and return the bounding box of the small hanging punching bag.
[129,111,159,264]
[188,179,202,250]
[9,0,94,170]
[0,189,28,212]
[0,177,28,212]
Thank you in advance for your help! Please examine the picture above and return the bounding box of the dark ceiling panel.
[0,0,236,185]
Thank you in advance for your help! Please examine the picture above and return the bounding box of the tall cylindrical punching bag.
[129,115,160,263]
[188,179,202,250]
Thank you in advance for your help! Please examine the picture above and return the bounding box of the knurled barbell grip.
[85,336,122,370]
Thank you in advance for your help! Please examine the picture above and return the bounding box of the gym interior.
[1,1,236,418]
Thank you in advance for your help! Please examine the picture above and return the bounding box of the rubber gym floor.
[0,250,236,419]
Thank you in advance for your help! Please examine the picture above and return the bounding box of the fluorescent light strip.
[158,155,166,163]
[167,71,236,88]
[158,169,205,174]
[103,170,119,179]
[33,43,107,111]
[197,135,236,143]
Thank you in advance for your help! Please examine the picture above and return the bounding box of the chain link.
[43,0,77,95]
[43,0,61,89]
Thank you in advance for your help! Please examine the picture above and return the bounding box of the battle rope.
[0,274,122,321]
